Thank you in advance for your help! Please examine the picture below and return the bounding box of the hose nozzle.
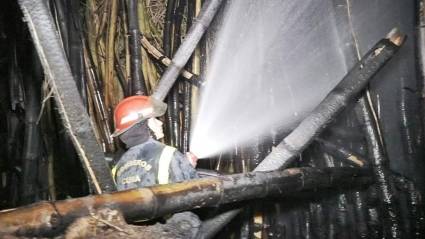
[186,152,199,168]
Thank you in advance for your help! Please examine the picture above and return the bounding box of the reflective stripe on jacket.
[113,139,198,190]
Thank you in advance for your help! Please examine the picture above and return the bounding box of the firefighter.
[111,95,198,190]
[110,96,201,238]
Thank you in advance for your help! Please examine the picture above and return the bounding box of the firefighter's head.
[111,96,167,145]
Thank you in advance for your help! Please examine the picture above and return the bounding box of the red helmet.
[111,96,167,137]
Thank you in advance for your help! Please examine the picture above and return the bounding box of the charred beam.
[18,0,116,193]
[0,167,371,237]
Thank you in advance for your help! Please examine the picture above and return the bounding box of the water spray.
[190,0,354,159]
[197,29,406,239]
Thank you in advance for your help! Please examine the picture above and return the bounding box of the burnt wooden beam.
[0,167,372,237]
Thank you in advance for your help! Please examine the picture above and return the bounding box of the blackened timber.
[0,167,372,237]
[356,98,403,238]
[127,0,147,95]
[18,0,116,193]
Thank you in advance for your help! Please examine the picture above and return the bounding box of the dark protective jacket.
[113,138,198,190]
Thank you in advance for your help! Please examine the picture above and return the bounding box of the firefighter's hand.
[186,152,198,168]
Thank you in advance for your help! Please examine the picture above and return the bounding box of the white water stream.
[190,0,347,158]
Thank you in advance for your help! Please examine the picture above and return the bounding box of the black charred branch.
[9,46,24,111]
[163,0,176,58]
[182,81,192,153]
[21,47,46,204]
[17,0,116,193]
[163,0,182,148]
[164,0,176,146]
[152,0,224,101]
[393,175,425,238]
[172,0,186,151]
[317,138,367,167]
[0,167,372,237]
[139,33,201,84]
[127,0,147,95]
[356,98,403,238]
[182,0,196,153]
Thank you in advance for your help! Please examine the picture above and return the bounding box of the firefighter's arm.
[169,150,199,183]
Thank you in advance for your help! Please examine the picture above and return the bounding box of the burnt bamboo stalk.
[152,0,224,101]
[9,45,25,111]
[393,175,425,238]
[41,80,56,201]
[18,0,116,193]
[85,0,101,90]
[137,0,158,92]
[191,0,202,128]
[82,42,114,150]
[356,98,402,238]
[164,0,178,146]
[328,2,372,237]
[316,138,367,167]
[0,167,372,236]
[139,34,197,81]
[163,0,176,58]
[182,0,196,154]
[127,0,146,95]
[121,0,131,96]
[173,0,187,151]
[114,49,127,95]
[21,49,44,204]
[197,30,406,239]
[182,81,191,153]
[105,0,118,108]
[172,0,185,53]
